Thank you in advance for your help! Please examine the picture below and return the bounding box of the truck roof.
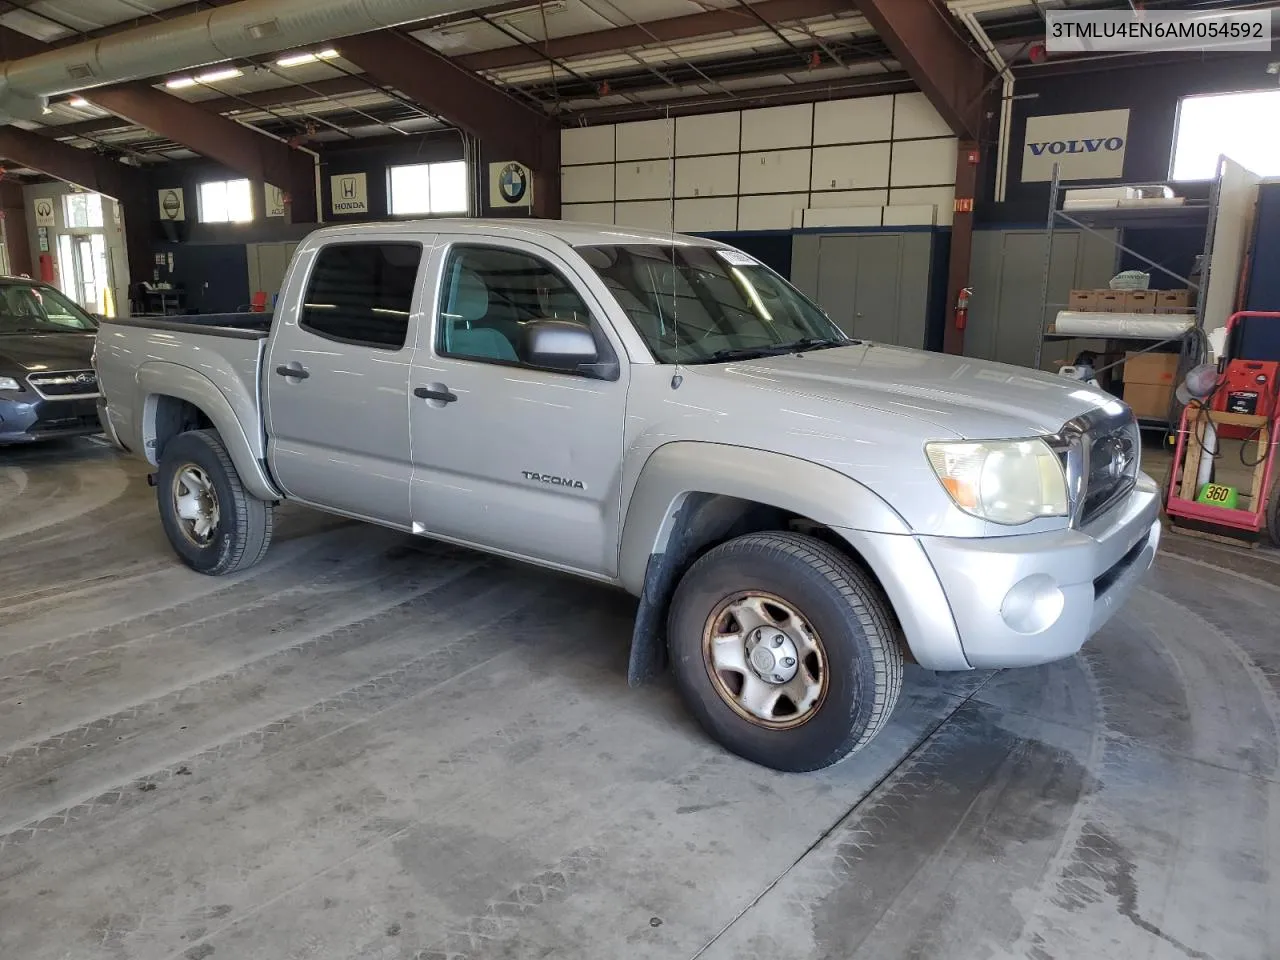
[304,218,725,249]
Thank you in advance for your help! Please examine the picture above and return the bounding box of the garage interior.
[1,1,1279,959]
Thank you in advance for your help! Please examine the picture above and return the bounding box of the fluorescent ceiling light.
[195,67,242,84]
[68,96,89,108]
[165,76,197,89]
[276,48,340,67]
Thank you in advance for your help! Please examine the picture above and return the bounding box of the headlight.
[0,376,21,391]
[926,438,1069,525]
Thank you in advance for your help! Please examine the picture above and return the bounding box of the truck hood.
[688,342,1121,439]
[0,332,96,373]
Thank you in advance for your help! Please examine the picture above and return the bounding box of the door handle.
[275,364,310,380]
[414,386,457,404]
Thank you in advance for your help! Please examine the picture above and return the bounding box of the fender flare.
[135,362,280,501]
[617,442,966,684]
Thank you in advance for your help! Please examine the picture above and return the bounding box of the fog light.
[1001,574,1065,635]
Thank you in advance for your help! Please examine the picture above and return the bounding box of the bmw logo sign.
[499,162,528,204]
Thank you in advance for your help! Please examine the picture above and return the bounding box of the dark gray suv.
[0,278,101,444]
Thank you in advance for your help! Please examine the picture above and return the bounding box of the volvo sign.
[1021,109,1130,182]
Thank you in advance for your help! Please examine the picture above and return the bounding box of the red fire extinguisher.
[955,286,972,330]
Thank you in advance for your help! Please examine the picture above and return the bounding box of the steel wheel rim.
[701,591,828,730]
[172,464,220,546]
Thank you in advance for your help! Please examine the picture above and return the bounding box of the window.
[577,244,847,365]
[388,161,468,216]
[437,246,592,365]
[0,282,97,333]
[199,178,253,223]
[300,243,421,349]
[62,192,103,228]
[1173,90,1280,180]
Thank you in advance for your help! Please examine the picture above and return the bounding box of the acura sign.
[1021,108,1129,182]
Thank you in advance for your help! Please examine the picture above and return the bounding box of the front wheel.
[157,429,273,575]
[667,531,903,772]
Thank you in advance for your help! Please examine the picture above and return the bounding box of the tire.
[156,428,273,575]
[667,531,903,772]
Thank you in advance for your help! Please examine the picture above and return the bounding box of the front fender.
[134,362,279,500]
[618,441,910,595]
[617,442,972,684]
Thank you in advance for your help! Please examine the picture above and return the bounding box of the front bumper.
[0,394,102,444]
[917,473,1161,669]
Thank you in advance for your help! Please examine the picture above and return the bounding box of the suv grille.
[1078,414,1140,526]
[27,370,99,399]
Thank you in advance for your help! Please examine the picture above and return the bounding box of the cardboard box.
[1124,290,1157,313]
[1156,289,1192,313]
[1096,291,1125,313]
[1124,351,1179,385]
[1124,382,1172,418]
[1068,289,1098,311]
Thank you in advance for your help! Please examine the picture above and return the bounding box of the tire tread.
[674,530,905,771]
[163,429,273,575]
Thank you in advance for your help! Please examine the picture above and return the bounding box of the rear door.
[407,236,629,576]
[265,234,432,527]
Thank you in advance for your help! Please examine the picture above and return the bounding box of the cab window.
[436,245,594,366]
[300,243,422,349]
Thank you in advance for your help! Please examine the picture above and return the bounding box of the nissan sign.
[1021,108,1130,182]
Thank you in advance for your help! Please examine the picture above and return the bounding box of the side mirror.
[521,319,616,378]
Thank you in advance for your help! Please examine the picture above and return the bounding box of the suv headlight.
[926,438,1069,525]
[0,376,21,391]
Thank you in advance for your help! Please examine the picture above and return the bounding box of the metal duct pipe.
[0,0,484,119]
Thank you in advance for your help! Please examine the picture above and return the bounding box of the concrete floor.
[1,438,1277,960]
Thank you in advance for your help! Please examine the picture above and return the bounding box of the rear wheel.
[157,429,273,575]
[667,531,903,772]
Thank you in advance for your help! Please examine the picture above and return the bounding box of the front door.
[265,237,429,527]
[408,238,629,576]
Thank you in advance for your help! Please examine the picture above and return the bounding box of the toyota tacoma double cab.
[94,219,1160,771]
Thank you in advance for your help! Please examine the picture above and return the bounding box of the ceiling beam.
[38,76,377,141]
[0,125,145,199]
[83,84,318,221]
[0,22,44,59]
[457,0,852,72]
[575,71,915,124]
[333,30,557,171]
[851,0,992,139]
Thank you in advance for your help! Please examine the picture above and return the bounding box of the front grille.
[1079,414,1140,526]
[27,369,99,399]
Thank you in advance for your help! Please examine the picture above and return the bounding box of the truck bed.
[106,313,272,339]
[95,314,270,464]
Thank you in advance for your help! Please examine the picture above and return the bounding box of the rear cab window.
[300,243,423,350]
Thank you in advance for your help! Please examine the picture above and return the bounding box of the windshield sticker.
[715,248,758,267]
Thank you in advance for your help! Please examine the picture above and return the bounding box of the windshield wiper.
[696,336,852,364]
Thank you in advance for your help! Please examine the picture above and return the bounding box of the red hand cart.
[1164,311,1280,546]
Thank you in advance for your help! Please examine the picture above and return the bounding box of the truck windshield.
[0,282,97,334]
[576,243,849,364]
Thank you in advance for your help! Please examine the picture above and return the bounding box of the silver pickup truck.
[95,219,1160,771]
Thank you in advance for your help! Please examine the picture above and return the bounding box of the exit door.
[56,233,110,314]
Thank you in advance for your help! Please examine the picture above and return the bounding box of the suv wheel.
[667,531,903,772]
[157,429,273,575]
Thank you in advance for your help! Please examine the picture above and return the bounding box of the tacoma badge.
[522,471,585,490]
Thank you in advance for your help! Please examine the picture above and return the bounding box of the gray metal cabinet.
[246,241,300,308]
[965,228,1117,370]
[792,232,932,348]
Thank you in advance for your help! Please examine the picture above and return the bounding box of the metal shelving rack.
[1034,162,1222,432]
